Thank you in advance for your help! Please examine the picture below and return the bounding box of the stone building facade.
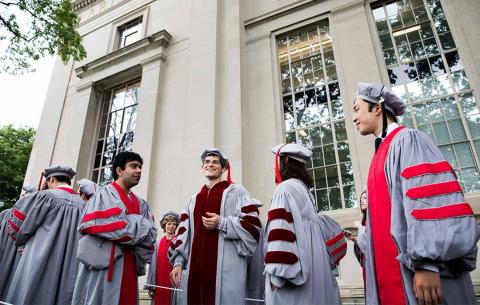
[25,0,480,301]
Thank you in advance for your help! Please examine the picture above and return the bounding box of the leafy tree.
[0,125,35,209]
[0,0,86,74]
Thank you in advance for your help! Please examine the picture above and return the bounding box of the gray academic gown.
[363,127,479,305]
[264,178,346,305]
[0,208,21,301]
[6,188,85,305]
[72,183,157,305]
[169,183,262,305]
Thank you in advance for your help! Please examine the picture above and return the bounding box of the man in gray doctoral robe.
[6,166,85,305]
[169,148,262,305]
[0,185,36,301]
[353,82,479,305]
[72,151,157,305]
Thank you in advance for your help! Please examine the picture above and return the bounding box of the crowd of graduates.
[0,82,478,305]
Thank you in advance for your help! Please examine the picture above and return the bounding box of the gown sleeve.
[169,197,194,268]
[78,188,156,249]
[145,240,159,290]
[221,186,262,257]
[264,186,306,288]
[389,129,479,275]
[8,191,53,246]
[318,213,347,269]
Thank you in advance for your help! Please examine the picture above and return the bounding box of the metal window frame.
[371,0,480,194]
[275,20,356,211]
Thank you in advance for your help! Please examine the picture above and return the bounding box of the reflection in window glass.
[372,0,480,193]
[276,20,356,210]
[92,79,141,186]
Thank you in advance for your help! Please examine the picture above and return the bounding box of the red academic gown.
[367,126,406,305]
[154,236,174,305]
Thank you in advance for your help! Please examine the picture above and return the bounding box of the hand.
[413,269,443,305]
[170,266,183,288]
[202,212,220,230]
[148,290,155,299]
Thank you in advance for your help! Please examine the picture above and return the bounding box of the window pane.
[329,188,342,210]
[454,143,475,167]
[466,115,480,139]
[92,79,140,184]
[447,119,467,142]
[343,185,356,208]
[314,168,327,189]
[278,21,353,210]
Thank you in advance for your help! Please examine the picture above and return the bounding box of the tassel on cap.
[227,162,232,184]
[37,172,43,191]
[275,144,288,184]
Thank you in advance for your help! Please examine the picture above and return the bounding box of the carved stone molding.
[75,30,172,79]
[73,0,99,11]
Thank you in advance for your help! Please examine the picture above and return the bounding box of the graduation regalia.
[72,182,157,305]
[363,125,479,305]
[355,82,479,305]
[264,178,345,305]
[0,208,21,301]
[169,182,262,305]
[146,235,175,305]
[6,186,85,305]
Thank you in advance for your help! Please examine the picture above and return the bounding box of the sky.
[0,56,55,129]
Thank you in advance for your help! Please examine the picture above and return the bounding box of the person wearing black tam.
[353,82,478,305]
[5,165,85,305]
[169,147,262,305]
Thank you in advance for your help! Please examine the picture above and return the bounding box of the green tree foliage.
[0,0,86,74]
[0,125,35,209]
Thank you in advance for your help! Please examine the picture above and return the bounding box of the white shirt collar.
[376,122,399,138]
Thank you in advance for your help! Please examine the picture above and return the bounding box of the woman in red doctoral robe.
[147,211,179,305]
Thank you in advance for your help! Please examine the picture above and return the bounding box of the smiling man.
[72,151,157,305]
[169,148,262,305]
[353,82,478,305]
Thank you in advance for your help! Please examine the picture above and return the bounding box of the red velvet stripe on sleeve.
[265,251,298,264]
[241,204,259,215]
[177,227,187,235]
[334,251,346,265]
[242,215,262,228]
[13,208,26,221]
[326,231,345,246]
[240,219,260,242]
[82,207,123,223]
[410,202,473,220]
[267,228,296,242]
[9,219,20,232]
[180,213,189,222]
[401,161,455,179]
[331,242,347,256]
[172,239,183,249]
[268,208,293,223]
[80,221,127,234]
[406,180,462,199]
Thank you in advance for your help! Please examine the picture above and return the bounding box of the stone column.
[133,54,167,200]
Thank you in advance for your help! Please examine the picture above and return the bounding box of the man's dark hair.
[48,175,71,185]
[279,156,314,188]
[366,101,398,123]
[111,151,143,180]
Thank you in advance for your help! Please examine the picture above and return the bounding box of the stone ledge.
[75,30,172,79]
